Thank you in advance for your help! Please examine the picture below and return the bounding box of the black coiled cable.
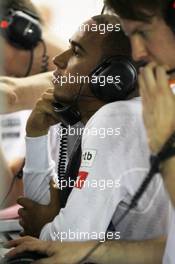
[57,123,68,188]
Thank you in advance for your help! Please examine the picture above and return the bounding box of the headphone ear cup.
[90,56,137,103]
[1,10,41,50]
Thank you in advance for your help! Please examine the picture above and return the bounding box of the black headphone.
[53,55,138,125]
[0,9,42,50]
[90,55,137,103]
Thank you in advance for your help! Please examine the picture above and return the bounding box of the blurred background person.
[0,0,64,208]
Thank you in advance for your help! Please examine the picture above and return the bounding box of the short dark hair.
[105,0,168,22]
[0,0,41,21]
[92,14,131,60]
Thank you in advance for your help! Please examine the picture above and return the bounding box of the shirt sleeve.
[23,133,57,205]
[39,101,142,240]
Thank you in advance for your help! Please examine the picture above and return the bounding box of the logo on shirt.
[81,149,96,167]
[75,171,89,189]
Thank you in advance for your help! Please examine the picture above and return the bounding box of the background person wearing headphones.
[0,0,64,207]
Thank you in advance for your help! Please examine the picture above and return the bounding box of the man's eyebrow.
[69,39,86,53]
[129,23,151,36]
[130,29,141,36]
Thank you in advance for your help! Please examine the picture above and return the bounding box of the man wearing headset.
[7,13,170,259]
[8,1,173,264]
[0,0,64,207]
[16,14,144,238]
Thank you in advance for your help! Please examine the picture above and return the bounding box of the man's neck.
[80,101,105,125]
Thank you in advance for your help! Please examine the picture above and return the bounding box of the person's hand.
[26,88,61,137]
[139,63,175,153]
[5,236,98,264]
[17,181,60,238]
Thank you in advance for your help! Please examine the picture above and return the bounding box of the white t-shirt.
[163,209,175,264]
[23,97,171,241]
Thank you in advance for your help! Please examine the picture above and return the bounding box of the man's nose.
[53,49,71,69]
[131,36,148,62]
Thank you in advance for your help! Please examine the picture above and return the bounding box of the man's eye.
[72,47,80,57]
[138,30,149,38]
